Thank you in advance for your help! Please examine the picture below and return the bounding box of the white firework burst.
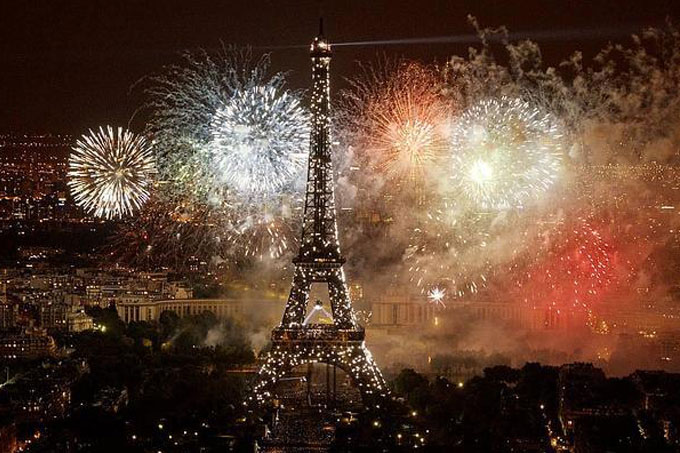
[450,96,563,210]
[427,286,447,308]
[144,47,308,262]
[68,126,155,219]
[207,84,309,199]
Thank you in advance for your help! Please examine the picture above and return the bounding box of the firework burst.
[449,97,563,210]
[107,197,225,270]
[339,61,449,187]
[143,47,308,262]
[68,126,155,219]
[427,286,447,308]
[207,84,308,199]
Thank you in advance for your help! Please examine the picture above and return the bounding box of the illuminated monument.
[251,24,388,406]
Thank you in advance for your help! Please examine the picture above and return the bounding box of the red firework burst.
[514,218,617,311]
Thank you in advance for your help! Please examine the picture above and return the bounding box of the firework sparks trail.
[222,201,301,261]
[514,218,618,315]
[68,126,155,220]
[450,97,563,210]
[405,204,492,299]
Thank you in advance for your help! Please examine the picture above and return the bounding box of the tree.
[158,310,180,342]
[484,365,520,383]
[393,368,428,399]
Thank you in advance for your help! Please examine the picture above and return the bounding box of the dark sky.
[1,0,677,134]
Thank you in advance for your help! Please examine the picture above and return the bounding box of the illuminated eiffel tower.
[250,23,388,407]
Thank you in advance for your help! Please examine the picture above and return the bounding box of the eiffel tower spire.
[249,27,388,407]
[296,23,341,265]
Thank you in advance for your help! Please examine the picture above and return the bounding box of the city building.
[371,293,437,326]
[0,302,17,329]
[39,302,69,330]
[116,298,282,323]
[0,134,78,223]
[66,309,94,332]
[0,327,56,360]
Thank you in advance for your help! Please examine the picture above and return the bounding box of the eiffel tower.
[250,23,388,407]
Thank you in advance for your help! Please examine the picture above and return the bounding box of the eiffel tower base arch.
[249,328,388,408]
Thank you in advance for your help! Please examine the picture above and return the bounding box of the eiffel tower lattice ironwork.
[250,24,388,407]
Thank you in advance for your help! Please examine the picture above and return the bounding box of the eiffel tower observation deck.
[250,23,388,407]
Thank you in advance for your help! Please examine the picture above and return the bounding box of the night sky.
[1,0,677,134]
